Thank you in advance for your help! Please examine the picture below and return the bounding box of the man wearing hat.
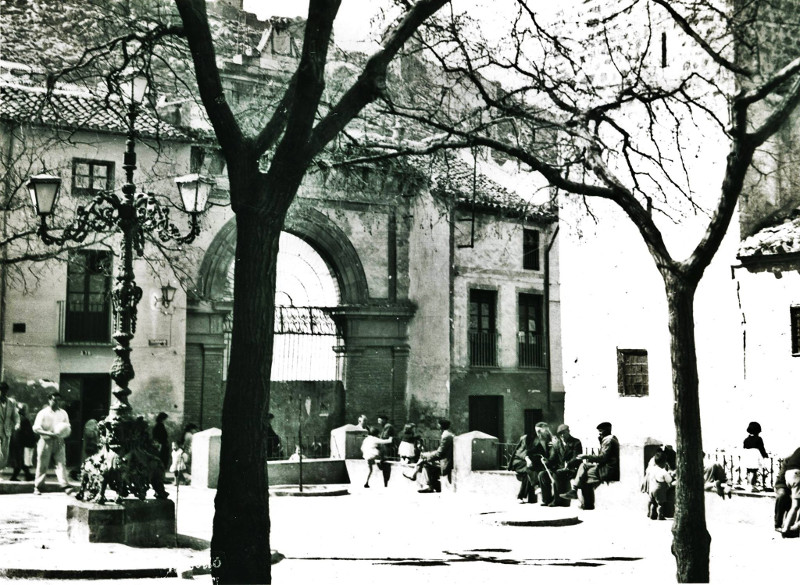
[561,421,619,510]
[539,423,583,507]
[0,382,21,473]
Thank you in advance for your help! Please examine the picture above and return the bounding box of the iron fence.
[267,435,330,461]
[705,450,781,491]
[469,331,498,367]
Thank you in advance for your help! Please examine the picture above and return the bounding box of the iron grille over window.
[469,289,497,367]
[518,293,545,368]
[617,349,649,396]
[791,306,800,355]
[71,159,114,197]
[65,250,111,343]
[523,228,540,271]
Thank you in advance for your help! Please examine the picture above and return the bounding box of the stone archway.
[184,204,375,430]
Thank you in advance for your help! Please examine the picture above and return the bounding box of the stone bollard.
[192,428,221,489]
[329,424,368,459]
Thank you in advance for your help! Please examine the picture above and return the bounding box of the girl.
[360,427,393,488]
[743,422,768,492]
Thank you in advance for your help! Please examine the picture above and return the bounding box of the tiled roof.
[739,215,800,258]
[0,83,188,140]
[427,155,555,222]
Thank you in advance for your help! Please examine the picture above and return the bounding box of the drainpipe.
[0,123,18,379]
[544,224,559,409]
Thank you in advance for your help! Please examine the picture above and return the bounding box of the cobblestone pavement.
[0,480,790,584]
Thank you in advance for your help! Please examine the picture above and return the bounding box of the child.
[170,441,189,486]
[645,451,675,520]
[361,427,393,488]
[398,423,420,464]
[743,422,768,492]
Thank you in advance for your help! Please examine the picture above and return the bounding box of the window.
[523,229,540,271]
[617,349,649,396]
[72,159,114,197]
[792,306,800,355]
[65,250,112,343]
[518,293,545,368]
[469,289,497,367]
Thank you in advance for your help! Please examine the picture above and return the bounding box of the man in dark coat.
[405,419,454,493]
[266,413,282,460]
[539,423,583,507]
[561,421,619,510]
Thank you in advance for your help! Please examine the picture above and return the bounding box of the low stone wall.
[267,458,349,486]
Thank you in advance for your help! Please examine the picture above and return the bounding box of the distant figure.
[152,412,170,469]
[266,413,282,460]
[356,414,368,431]
[32,392,71,495]
[377,414,396,487]
[182,423,199,468]
[170,440,189,486]
[398,423,420,464]
[0,381,20,471]
[743,422,768,492]
[561,421,620,510]
[403,419,454,493]
[9,403,35,481]
[645,451,675,520]
[288,445,303,462]
[361,427,393,488]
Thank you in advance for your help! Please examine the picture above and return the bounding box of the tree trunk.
[667,273,711,583]
[210,175,284,584]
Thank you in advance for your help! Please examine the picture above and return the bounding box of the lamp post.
[26,79,213,502]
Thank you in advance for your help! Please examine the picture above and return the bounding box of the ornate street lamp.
[26,78,213,502]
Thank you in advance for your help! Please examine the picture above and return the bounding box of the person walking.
[361,427,394,488]
[0,382,20,473]
[32,392,71,495]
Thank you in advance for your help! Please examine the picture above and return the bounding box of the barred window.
[65,250,111,343]
[617,348,649,397]
[469,289,497,367]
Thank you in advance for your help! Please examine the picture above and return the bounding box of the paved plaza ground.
[0,478,791,584]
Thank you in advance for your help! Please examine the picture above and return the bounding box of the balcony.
[469,330,498,367]
[57,300,112,346]
[518,332,546,368]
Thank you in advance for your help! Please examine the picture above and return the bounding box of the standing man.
[561,421,619,510]
[0,382,20,473]
[377,414,396,487]
[32,392,71,495]
[405,419,454,493]
[540,424,583,507]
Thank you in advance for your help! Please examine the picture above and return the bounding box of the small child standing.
[646,452,675,520]
[361,427,393,488]
[743,422,768,492]
[170,441,189,486]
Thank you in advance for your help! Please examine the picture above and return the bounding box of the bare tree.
[335,1,800,581]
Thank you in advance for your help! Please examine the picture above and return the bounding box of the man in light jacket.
[32,392,71,494]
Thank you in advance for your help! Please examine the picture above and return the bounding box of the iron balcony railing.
[469,330,498,367]
[518,332,546,368]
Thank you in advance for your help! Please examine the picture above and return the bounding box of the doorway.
[468,395,504,441]
[59,374,111,465]
[524,408,543,437]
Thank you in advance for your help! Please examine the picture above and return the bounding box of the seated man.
[703,459,731,499]
[561,421,620,510]
[403,419,454,493]
[539,423,583,507]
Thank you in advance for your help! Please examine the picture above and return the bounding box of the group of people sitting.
[507,421,620,510]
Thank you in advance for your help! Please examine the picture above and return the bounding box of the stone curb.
[0,567,179,580]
